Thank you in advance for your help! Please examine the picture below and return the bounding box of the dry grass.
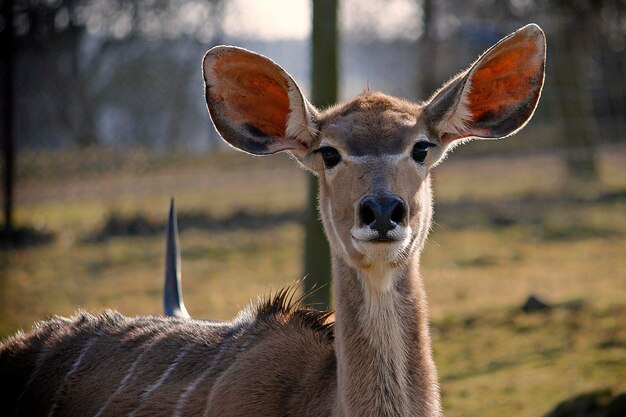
[2,146,625,416]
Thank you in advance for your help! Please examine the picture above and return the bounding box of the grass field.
[2,145,625,416]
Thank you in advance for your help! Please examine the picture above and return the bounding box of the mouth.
[350,226,411,261]
[351,235,398,244]
[369,236,398,243]
[351,224,408,242]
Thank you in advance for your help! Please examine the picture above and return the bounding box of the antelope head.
[202,24,546,286]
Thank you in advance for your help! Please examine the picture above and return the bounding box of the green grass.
[2,146,626,416]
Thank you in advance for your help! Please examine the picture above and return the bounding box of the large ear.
[203,46,318,157]
[424,24,546,145]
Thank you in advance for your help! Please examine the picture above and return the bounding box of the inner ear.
[203,46,317,157]
[428,24,546,144]
[209,53,290,138]
[466,29,545,136]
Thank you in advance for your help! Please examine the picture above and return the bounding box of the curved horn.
[163,198,190,318]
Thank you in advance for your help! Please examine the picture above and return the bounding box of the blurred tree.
[1,0,15,235]
[75,0,225,149]
[12,0,225,149]
[14,0,100,147]
[303,0,338,310]
[417,0,439,100]
[549,0,601,182]
[414,0,626,180]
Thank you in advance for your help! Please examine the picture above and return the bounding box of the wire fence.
[1,0,625,231]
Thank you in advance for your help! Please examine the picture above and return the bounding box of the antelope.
[0,24,546,417]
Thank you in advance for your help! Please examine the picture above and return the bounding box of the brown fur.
[0,24,546,417]
[0,290,336,417]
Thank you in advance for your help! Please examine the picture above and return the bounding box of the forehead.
[319,92,426,156]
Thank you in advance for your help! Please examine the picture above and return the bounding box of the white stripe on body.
[170,360,212,417]
[14,318,75,416]
[46,334,101,417]
[127,344,193,417]
[93,334,165,417]
[199,330,242,417]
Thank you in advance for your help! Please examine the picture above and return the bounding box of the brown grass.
[2,145,625,416]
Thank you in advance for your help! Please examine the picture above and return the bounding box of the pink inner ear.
[468,35,543,122]
[211,52,290,138]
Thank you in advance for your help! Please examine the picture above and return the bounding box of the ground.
[1,145,625,417]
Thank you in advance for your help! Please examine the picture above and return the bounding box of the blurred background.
[1,0,625,416]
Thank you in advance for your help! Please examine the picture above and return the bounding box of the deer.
[0,24,546,417]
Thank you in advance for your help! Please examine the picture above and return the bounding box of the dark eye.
[412,141,435,164]
[316,146,342,169]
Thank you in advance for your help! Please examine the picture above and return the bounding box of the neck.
[332,253,441,417]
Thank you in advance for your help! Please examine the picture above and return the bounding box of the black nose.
[359,195,407,239]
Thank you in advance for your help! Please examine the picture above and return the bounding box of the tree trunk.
[417,0,439,101]
[303,0,338,309]
[551,10,598,182]
[2,0,15,236]
[68,23,99,148]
